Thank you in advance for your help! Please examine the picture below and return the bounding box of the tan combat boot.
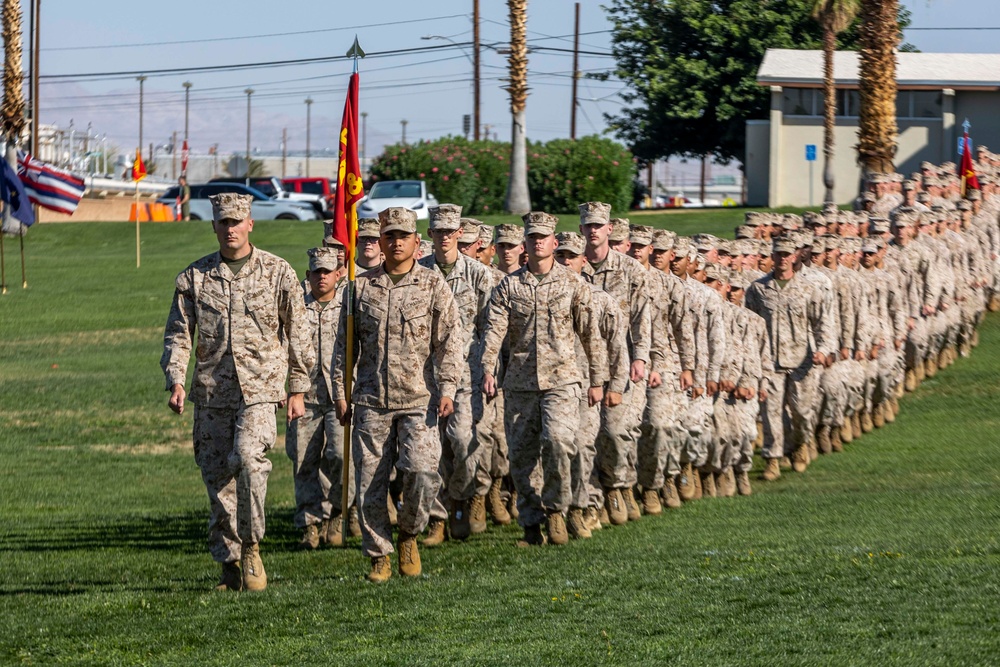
[831,426,844,452]
[469,494,488,535]
[450,499,471,541]
[677,462,697,501]
[584,507,602,531]
[486,478,511,525]
[214,562,242,592]
[754,422,765,450]
[779,457,792,470]
[699,469,716,497]
[915,360,926,382]
[735,471,752,496]
[546,511,569,546]
[423,518,447,547]
[972,328,981,347]
[851,413,863,440]
[516,523,545,547]
[348,506,362,537]
[886,397,899,422]
[861,410,874,434]
[692,467,704,499]
[792,445,809,473]
[938,349,949,370]
[840,418,854,444]
[298,524,320,551]
[661,478,682,509]
[604,488,628,525]
[597,505,610,526]
[990,295,1000,312]
[904,369,917,392]
[508,490,519,521]
[397,532,421,577]
[817,425,832,455]
[367,555,391,583]
[717,468,736,498]
[566,508,592,539]
[641,488,662,515]
[326,514,344,547]
[872,403,885,429]
[241,543,267,592]
[623,486,642,521]
[925,357,937,378]
[807,435,818,461]
[760,458,781,482]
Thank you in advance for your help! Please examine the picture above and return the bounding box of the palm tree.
[504,0,531,215]
[812,0,860,204]
[856,0,900,175]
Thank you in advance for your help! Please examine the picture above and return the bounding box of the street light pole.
[182,81,192,143]
[305,97,313,177]
[244,88,254,186]
[137,75,147,162]
[401,119,408,145]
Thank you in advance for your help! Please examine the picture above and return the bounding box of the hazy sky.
[24,0,999,165]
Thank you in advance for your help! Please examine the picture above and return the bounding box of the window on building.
[895,91,943,119]
[783,88,817,116]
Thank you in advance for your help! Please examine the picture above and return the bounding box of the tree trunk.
[822,24,836,204]
[504,0,531,215]
[857,0,898,175]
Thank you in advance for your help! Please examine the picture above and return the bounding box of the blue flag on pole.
[0,158,35,227]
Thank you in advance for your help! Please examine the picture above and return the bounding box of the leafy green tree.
[602,0,911,167]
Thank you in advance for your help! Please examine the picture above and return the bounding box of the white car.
[357,180,439,220]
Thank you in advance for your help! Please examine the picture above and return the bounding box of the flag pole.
[342,38,364,542]
[135,178,141,268]
[19,231,25,288]
[0,204,7,295]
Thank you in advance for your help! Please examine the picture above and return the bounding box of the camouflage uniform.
[333,227,464,559]
[745,262,835,460]
[162,246,313,564]
[581,247,651,491]
[286,272,354,530]
[481,251,606,528]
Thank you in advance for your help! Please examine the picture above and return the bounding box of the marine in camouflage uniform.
[481,212,607,546]
[419,205,493,541]
[579,202,651,524]
[332,207,464,581]
[161,192,314,592]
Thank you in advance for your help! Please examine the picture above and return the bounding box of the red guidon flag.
[132,148,147,182]
[333,72,364,274]
[960,132,980,196]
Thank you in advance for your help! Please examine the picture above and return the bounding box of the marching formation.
[162,153,1000,590]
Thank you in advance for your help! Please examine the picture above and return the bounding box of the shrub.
[368,135,635,215]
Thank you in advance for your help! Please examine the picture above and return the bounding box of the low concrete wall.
[38,195,167,223]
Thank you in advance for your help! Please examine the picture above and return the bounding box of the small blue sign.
[805,144,817,162]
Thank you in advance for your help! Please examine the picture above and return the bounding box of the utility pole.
[30,0,40,158]
[473,0,481,141]
[137,75,147,162]
[182,81,192,143]
[171,130,177,180]
[244,88,253,185]
[305,97,313,177]
[401,119,408,145]
[281,128,287,179]
[570,2,580,140]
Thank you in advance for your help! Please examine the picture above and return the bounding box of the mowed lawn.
[1,215,999,665]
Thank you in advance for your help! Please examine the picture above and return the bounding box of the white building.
[745,49,1000,208]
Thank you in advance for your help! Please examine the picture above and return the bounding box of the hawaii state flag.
[132,148,147,182]
[332,71,364,273]
[960,132,980,196]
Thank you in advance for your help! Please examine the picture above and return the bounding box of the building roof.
[757,49,1000,90]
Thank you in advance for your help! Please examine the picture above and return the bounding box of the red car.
[283,177,336,211]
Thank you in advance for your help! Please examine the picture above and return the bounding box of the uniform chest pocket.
[453,285,478,326]
[196,292,228,338]
[357,296,386,335]
[245,287,278,333]
[403,309,431,339]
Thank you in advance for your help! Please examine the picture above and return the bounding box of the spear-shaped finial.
[963,118,971,134]
[346,35,366,60]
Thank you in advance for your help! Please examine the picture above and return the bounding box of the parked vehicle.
[356,180,438,220]
[283,177,336,212]
[157,182,319,221]
[209,176,327,217]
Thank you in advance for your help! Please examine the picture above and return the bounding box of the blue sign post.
[806,144,817,206]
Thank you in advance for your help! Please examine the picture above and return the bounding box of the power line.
[40,14,470,51]
[906,26,1000,30]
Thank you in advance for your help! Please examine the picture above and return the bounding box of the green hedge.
[369,135,636,216]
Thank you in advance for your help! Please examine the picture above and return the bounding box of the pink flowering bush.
[369,134,634,214]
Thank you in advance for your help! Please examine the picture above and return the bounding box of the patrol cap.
[772,237,797,254]
[841,237,862,253]
[862,191,877,202]
[868,173,889,184]
[629,224,654,246]
[322,221,338,247]
[861,239,880,254]
[308,246,338,272]
[743,211,764,227]
[730,272,750,290]
[967,189,982,201]
[891,210,915,228]
[704,264,730,283]
[478,223,495,245]
[782,213,803,229]
[956,199,972,212]
[717,240,734,255]
[495,223,524,246]
[733,239,755,256]
[651,229,676,251]
[903,179,917,191]
[210,192,252,221]
[734,225,754,239]
[609,218,630,242]
[916,192,932,203]
[555,231,585,255]
[579,201,612,226]
[940,161,956,174]
[868,216,890,234]
[920,161,936,171]
[810,237,826,254]
[428,203,463,231]
[693,233,719,251]
[824,235,842,251]
[673,237,692,257]
[459,218,483,244]
[419,239,433,257]
[378,207,418,234]
[357,217,381,238]
[522,211,559,237]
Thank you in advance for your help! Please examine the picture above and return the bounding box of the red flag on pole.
[333,72,364,271]
[132,148,147,182]
[960,132,980,196]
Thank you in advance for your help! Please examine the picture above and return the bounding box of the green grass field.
[1,215,999,665]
